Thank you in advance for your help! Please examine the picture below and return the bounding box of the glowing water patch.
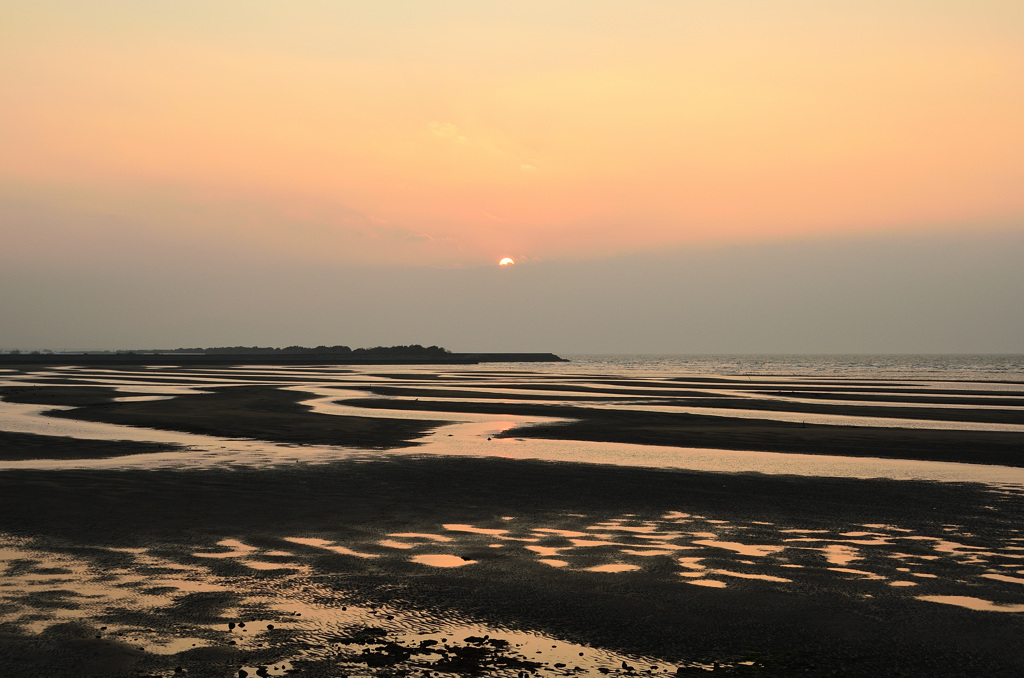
[622,549,681,557]
[111,395,175,403]
[687,579,727,588]
[243,560,306,571]
[443,523,507,535]
[711,569,791,583]
[570,538,620,547]
[411,554,476,568]
[828,568,886,581]
[917,596,1024,612]
[539,559,569,567]
[692,540,783,557]
[821,544,861,566]
[585,563,641,573]
[534,528,591,537]
[283,537,380,559]
[981,573,1024,585]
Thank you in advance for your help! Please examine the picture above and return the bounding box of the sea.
[528,354,1024,382]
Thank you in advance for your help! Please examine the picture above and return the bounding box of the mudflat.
[0,431,175,461]
[1,365,1023,677]
[0,385,446,449]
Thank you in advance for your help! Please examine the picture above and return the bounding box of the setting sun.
[499,257,515,266]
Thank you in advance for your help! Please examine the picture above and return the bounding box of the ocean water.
[513,354,1024,382]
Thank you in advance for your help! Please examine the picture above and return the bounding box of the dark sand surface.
[3,459,1024,677]
[495,409,1024,466]
[7,380,1022,466]
[350,383,1024,424]
[2,367,1024,677]
[0,431,177,461]
[484,378,1024,413]
[0,385,447,449]
[339,397,1024,467]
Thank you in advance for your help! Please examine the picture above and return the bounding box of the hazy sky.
[2,2,1022,353]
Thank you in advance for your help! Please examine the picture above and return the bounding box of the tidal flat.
[1,363,1023,677]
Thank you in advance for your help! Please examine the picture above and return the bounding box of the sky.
[2,1,1023,353]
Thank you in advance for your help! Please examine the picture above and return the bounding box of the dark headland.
[0,344,567,366]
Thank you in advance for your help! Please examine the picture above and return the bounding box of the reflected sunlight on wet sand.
[1,361,1023,676]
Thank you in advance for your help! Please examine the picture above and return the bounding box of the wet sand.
[0,385,446,450]
[0,431,176,461]
[2,366,1024,677]
[2,459,1024,677]
[339,396,1024,466]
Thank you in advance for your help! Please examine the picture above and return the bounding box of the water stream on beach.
[1,361,1023,487]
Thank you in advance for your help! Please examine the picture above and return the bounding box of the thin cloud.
[428,121,469,144]
[402,232,434,243]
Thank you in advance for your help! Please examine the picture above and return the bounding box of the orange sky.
[3,1,1023,267]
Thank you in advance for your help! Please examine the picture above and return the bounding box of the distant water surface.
[511,354,1024,382]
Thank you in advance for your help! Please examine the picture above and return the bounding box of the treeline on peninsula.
[155,344,451,356]
[0,345,566,364]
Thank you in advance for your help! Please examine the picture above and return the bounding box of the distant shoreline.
[0,351,567,366]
